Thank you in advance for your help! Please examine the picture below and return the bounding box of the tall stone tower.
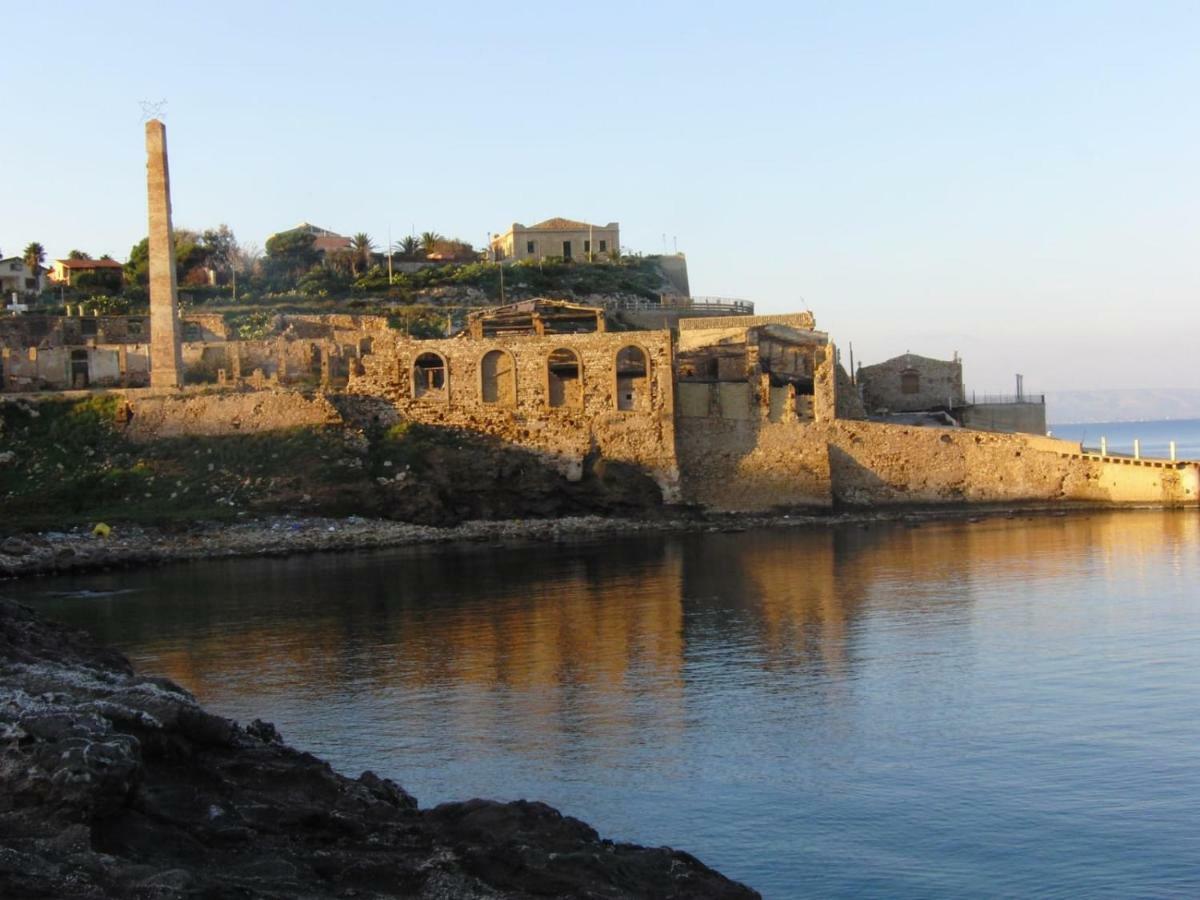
[145,119,184,389]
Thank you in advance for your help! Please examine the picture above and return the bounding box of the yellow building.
[490,218,619,262]
[49,258,124,286]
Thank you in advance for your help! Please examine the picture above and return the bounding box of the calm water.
[8,512,1200,898]
[1051,418,1200,460]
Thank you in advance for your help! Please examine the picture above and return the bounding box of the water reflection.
[10,510,1200,899]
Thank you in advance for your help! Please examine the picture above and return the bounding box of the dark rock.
[0,598,759,898]
[0,537,31,556]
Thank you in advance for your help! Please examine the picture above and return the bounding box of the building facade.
[267,223,353,255]
[0,258,44,297]
[48,258,124,286]
[490,218,619,262]
[858,353,966,413]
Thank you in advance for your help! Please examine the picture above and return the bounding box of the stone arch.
[413,351,448,399]
[480,349,516,405]
[615,344,649,411]
[547,347,582,408]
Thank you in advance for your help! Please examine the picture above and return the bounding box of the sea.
[9,508,1200,898]
[1050,417,1200,460]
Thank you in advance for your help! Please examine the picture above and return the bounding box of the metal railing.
[970,392,1045,405]
[603,295,755,314]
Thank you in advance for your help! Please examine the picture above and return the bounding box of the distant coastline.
[1045,389,1200,426]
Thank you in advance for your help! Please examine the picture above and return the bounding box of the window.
[562,240,572,259]
[480,349,516,405]
[526,240,535,255]
[599,240,607,253]
[413,352,447,398]
[901,369,920,394]
[547,348,582,408]
[81,318,98,336]
[584,240,591,254]
[615,345,649,411]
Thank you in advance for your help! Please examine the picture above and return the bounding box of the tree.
[201,225,240,296]
[420,231,443,255]
[67,249,91,260]
[23,242,45,279]
[73,269,123,294]
[124,230,207,287]
[264,230,319,281]
[229,242,260,301]
[201,225,237,274]
[399,235,421,259]
[350,232,374,276]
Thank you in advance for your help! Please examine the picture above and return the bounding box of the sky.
[3,0,1197,393]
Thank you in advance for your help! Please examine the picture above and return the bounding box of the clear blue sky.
[4,1,1197,392]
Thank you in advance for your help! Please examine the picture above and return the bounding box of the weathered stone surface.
[0,597,759,898]
[145,119,184,390]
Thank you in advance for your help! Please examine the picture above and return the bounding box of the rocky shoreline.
[0,503,1155,581]
[0,596,759,898]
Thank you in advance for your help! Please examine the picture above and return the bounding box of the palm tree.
[23,242,45,286]
[350,233,374,275]
[420,231,443,256]
[400,235,421,258]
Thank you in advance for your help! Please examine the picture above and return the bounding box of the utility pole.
[387,226,393,285]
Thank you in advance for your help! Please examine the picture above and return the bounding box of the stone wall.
[675,413,1198,512]
[676,418,832,510]
[958,401,1047,435]
[826,420,1198,506]
[349,331,680,498]
[859,353,965,413]
[127,390,343,440]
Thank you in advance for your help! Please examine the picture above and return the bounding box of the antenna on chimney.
[138,98,168,121]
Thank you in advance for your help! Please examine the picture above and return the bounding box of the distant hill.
[1046,389,1200,425]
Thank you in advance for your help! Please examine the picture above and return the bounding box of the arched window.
[900,368,920,395]
[547,348,582,408]
[480,349,516,405]
[413,352,447,399]
[615,345,649,411]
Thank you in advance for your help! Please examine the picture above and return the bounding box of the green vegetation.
[0,397,449,529]
[22,223,673,326]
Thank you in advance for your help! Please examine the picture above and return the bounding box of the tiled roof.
[313,235,352,252]
[528,217,596,231]
[57,258,123,269]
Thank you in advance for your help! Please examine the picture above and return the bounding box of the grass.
[0,399,475,531]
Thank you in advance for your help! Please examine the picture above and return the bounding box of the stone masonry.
[145,119,184,389]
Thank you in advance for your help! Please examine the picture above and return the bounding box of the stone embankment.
[0,515,687,579]
[1,506,1165,581]
[0,597,758,898]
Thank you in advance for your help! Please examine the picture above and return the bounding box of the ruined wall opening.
[413,351,447,399]
[616,345,649,411]
[901,369,920,394]
[547,348,582,408]
[70,349,89,388]
[480,349,516,405]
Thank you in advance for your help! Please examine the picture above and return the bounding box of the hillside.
[1046,389,1200,424]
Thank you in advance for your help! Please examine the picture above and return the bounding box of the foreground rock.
[0,598,758,898]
